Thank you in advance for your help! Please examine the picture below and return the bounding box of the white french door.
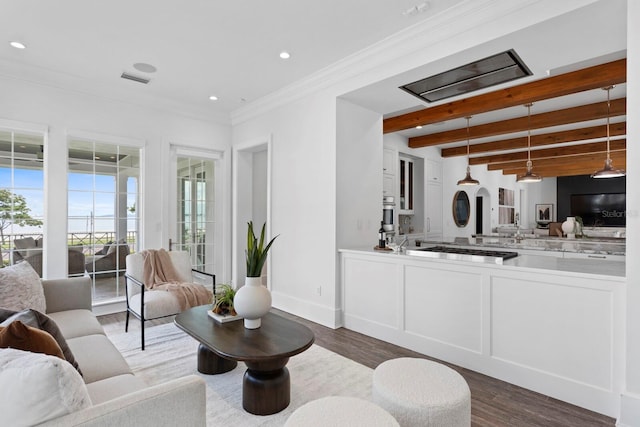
[171,147,222,275]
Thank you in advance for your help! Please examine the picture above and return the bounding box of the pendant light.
[516,103,542,183]
[591,86,625,179]
[457,116,479,186]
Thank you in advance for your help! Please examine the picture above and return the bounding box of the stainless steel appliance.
[406,245,518,264]
[383,196,394,232]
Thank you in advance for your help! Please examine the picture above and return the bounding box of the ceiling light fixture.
[9,41,26,49]
[591,86,625,179]
[279,51,291,59]
[209,95,218,101]
[133,63,157,73]
[516,103,542,183]
[457,116,479,186]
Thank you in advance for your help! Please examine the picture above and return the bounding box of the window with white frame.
[0,128,45,275]
[67,138,140,303]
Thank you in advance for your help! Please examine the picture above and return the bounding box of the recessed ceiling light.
[279,51,291,60]
[133,63,157,73]
[9,41,26,49]
[209,95,218,101]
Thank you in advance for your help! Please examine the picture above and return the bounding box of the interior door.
[173,153,217,274]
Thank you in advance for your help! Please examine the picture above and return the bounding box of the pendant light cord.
[526,103,532,170]
[466,116,471,172]
[606,86,611,162]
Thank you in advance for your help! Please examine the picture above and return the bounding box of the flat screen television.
[570,193,626,227]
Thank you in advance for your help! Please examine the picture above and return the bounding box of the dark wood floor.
[99,310,615,427]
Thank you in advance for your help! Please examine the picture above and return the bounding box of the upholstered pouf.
[285,396,399,426]
[372,358,470,427]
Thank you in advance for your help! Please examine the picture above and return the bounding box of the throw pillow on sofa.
[0,348,92,426]
[0,321,65,359]
[0,320,66,359]
[0,308,82,375]
[0,261,46,313]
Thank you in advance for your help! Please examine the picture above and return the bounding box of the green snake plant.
[246,221,278,278]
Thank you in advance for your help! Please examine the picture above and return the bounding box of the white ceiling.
[0,0,628,131]
[341,0,628,140]
[0,0,466,121]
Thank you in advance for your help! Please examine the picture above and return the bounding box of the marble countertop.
[420,235,626,256]
[339,246,626,279]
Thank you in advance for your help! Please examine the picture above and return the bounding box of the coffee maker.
[382,196,395,236]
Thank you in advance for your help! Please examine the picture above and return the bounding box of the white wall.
[232,91,339,327]
[0,76,232,280]
[621,0,640,424]
[336,99,383,251]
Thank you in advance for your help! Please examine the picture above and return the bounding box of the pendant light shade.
[516,103,542,183]
[591,86,625,179]
[457,116,479,186]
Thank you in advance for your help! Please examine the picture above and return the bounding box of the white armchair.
[124,250,215,350]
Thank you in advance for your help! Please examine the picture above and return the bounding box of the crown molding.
[230,0,599,126]
[0,59,232,126]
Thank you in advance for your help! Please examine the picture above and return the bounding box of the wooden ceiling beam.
[408,98,626,148]
[469,139,626,165]
[383,58,626,133]
[501,157,627,177]
[487,150,626,171]
[441,122,626,157]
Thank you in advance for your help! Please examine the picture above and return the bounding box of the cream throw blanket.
[140,249,212,310]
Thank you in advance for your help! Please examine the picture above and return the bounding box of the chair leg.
[125,310,130,332]
[141,316,145,351]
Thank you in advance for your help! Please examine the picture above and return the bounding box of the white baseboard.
[618,392,640,426]
[271,291,341,329]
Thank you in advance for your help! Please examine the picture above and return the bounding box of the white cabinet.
[426,159,443,240]
[427,158,442,183]
[383,148,396,197]
[340,250,624,417]
[426,181,443,240]
[383,148,396,175]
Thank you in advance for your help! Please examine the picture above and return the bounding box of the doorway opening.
[233,138,271,288]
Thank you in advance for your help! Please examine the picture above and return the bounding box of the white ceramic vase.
[233,276,272,329]
[562,217,576,239]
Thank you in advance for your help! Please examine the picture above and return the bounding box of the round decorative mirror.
[452,191,470,227]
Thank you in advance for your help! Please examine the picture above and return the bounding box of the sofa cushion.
[0,321,65,359]
[0,348,92,426]
[0,261,46,312]
[67,334,132,384]
[0,308,82,375]
[86,374,147,404]
[47,309,105,339]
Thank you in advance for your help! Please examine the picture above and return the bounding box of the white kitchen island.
[339,247,625,417]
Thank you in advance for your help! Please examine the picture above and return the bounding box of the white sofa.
[23,277,206,426]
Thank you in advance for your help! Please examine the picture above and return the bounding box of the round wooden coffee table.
[175,305,315,415]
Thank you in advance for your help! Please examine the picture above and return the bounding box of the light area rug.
[107,322,374,426]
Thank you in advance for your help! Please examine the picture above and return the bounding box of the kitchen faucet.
[397,236,409,252]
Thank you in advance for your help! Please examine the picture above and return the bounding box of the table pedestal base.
[243,358,290,415]
[197,344,237,374]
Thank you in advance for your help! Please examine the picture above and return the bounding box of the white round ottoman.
[372,358,470,427]
[285,396,400,426]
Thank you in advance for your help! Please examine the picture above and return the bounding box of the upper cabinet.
[426,158,443,240]
[427,158,442,182]
[383,148,396,197]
